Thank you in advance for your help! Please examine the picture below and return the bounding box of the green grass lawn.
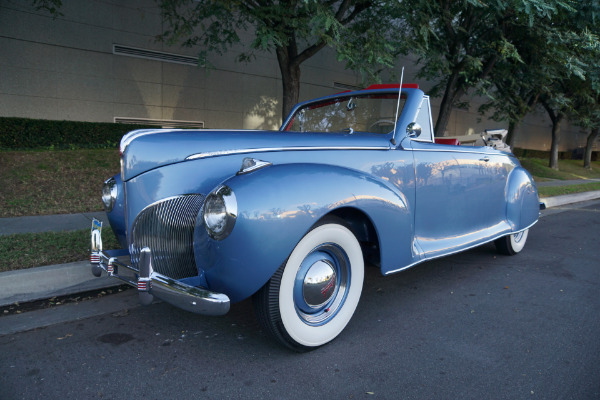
[0,228,121,272]
[537,182,600,198]
[0,149,120,218]
[520,158,600,181]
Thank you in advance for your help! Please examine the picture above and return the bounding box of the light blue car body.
[104,86,539,304]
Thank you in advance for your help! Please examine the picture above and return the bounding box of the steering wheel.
[369,119,395,133]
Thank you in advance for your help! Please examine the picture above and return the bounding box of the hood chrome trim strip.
[120,129,263,154]
[186,146,389,160]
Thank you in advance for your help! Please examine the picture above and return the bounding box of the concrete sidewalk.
[0,211,107,236]
[0,260,122,308]
[1,187,600,311]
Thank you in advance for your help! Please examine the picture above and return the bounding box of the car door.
[408,101,508,258]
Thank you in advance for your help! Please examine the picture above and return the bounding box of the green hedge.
[0,117,154,150]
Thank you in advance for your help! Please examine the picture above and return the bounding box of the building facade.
[0,0,596,152]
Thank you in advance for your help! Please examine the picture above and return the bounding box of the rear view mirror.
[407,122,422,138]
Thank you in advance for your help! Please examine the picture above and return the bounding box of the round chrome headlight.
[102,177,117,212]
[203,185,237,240]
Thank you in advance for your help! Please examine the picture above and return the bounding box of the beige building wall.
[0,0,363,130]
[0,0,596,152]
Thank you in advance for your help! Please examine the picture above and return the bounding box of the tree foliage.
[397,0,575,136]
[31,0,63,18]
[464,0,599,169]
[156,0,403,119]
[568,1,600,168]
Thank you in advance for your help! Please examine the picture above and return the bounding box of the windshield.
[286,94,406,134]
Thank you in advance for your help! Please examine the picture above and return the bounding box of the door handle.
[480,157,490,162]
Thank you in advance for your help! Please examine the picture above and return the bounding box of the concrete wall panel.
[112,57,163,84]
[0,94,59,120]
[55,74,115,104]
[0,38,57,71]
[0,66,57,99]
[162,64,206,89]
[54,98,115,122]
[112,79,161,107]
[202,110,243,129]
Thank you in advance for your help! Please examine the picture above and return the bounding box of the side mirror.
[406,122,422,138]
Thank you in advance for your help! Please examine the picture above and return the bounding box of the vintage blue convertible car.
[90,84,540,351]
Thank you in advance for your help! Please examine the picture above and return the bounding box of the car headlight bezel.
[203,185,237,240]
[102,177,118,212]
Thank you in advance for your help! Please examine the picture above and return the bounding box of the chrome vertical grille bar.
[130,194,204,279]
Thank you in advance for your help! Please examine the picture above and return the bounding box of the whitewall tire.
[495,229,529,255]
[254,217,364,351]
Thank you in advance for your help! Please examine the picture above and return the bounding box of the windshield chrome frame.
[280,88,424,147]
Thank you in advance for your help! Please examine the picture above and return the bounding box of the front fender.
[506,166,540,231]
[105,174,127,249]
[195,163,414,302]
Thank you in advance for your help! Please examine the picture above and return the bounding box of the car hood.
[120,128,390,180]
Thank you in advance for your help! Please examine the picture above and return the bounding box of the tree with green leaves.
[397,0,574,137]
[536,5,599,170]
[568,1,600,169]
[475,10,554,149]
[574,83,600,169]
[157,0,403,119]
[31,0,62,17]
[472,0,599,170]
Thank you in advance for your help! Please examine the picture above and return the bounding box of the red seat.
[434,138,460,146]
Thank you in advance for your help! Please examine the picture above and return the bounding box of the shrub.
[0,117,154,150]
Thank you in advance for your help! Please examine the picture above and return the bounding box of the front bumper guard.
[90,220,230,316]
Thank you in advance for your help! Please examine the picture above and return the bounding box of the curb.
[541,190,600,208]
[0,260,122,308]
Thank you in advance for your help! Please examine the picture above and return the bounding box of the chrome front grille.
[130,194,204,279]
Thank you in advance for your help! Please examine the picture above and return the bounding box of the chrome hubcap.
[293,244,350,326]
[303,260,337,308]
[513,231,524,243]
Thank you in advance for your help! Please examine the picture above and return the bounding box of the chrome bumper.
[90,219,230,316]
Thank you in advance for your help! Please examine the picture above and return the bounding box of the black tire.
[253,217,364,351]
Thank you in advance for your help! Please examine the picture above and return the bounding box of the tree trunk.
[276,47,301,121]
[542,100,563,171]
[506,119,518,149]
[549,113,563,170]
[434,72,463,136]
[584,127,599,169]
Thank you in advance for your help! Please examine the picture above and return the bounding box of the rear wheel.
[253,217,364,351]
[495,229,529,255]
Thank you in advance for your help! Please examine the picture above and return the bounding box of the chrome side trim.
[409,147,498,155]
[384,220,539,276]
[186,146,389,160]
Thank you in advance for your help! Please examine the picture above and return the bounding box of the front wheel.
[253,218,364,351]
[495,229,529,255]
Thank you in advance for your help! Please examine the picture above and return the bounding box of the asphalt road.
[1,203,599,400]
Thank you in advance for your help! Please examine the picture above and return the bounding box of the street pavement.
[0,181,599,336]
[1,199,598,399]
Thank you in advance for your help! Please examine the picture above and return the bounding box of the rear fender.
[195,163,414,302]
[505,167,540,231]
